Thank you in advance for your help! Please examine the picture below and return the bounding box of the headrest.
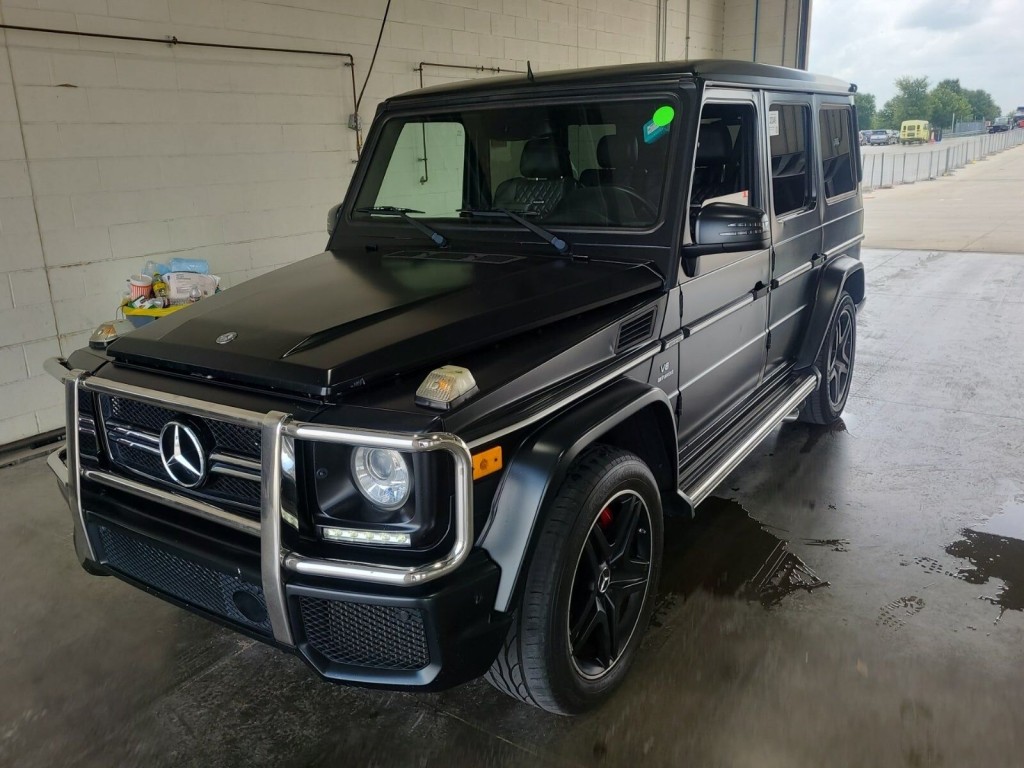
[520,137,571,179]
[696,121,733,163]
[596,134,638,169]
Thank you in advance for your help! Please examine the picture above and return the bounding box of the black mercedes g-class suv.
[47,60,864,715]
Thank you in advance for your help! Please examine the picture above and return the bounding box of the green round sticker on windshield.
[652,105,675,127]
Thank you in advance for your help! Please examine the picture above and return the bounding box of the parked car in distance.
[865,129,893,146]
[859,129,870,146]
[887,129,899,143]
[900,119,930,144]
[45,60,866,715]
[989,117,1011,133]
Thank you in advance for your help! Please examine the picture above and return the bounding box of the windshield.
[352,96,682,229]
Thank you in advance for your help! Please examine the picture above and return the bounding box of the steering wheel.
[604,186,658,218]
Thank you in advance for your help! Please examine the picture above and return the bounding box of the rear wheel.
[485,445,663,714]
[801,291,856,425]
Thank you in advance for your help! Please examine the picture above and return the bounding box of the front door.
[676,91,771,450]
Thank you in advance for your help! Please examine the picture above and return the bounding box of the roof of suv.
[387,59,855,104]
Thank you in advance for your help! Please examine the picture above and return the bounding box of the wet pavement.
[3,247,1024,767]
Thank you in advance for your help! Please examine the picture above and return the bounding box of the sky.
[808,0,1022,117]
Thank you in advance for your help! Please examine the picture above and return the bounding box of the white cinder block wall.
[0,0,799,447]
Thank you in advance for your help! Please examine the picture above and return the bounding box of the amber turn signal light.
[472,446,503,480]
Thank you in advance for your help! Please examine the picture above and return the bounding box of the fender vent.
[616,309,657,352]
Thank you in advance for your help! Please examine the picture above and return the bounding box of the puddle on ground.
[946,500,1024,618]
[655,497,828,620]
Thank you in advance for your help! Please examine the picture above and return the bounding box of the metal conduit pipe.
[413,61,526,184]
[752,0,761,62]
[0,23,362,152]
[781,0,790,66]
[685,0,692,59]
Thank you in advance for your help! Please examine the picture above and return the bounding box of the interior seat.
[690,121,739,207]
[580,134,640,188]
[493,137,575,217]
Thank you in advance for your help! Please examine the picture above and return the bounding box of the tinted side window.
[769,104,812,216]
[818,107,856,199]
[688,102,761,241]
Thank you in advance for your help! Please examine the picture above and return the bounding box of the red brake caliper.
[598,506,613,529]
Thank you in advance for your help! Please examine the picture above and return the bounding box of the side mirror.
[693,202,770,252]
[327,203,343,236]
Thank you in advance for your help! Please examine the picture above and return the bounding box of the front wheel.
[485,445,663,714]
[801,291,856,425]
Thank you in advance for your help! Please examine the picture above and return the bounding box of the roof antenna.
[526,60,535,82]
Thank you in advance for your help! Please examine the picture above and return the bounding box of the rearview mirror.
[692,202,770,252]
[327,203,342,236]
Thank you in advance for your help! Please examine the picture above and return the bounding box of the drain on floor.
[655,497,829,620]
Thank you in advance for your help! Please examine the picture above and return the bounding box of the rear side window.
[769,104,812,216]
[818,107,856,200]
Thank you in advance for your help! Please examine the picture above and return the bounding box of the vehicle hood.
[108,248,663,397]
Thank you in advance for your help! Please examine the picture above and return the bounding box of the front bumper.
[45,359,509,690]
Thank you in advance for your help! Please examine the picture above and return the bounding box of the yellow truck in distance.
[899,120,930,145]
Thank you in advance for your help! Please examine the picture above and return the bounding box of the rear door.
[676,89,771,449]
[816,99,863,262]
[764,95,821,373]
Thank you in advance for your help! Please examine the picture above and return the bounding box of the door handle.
[752,281,769,299]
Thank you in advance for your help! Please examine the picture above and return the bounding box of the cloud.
[809,0,1019,116]
[899,0,989,31]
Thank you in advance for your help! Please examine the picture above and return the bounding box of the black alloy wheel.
[568,489,653,680]
[485,445,663,714]
[827,301,855,411]
[801,290,857,425]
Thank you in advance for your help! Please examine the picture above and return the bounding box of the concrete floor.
[4,144,1024,766]
[863,138,1024,253]
[3,245,1024,767]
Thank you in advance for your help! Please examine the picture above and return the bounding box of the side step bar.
[679,373,818,510]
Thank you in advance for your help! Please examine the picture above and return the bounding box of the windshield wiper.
[354,206,449,248]
[459,208,571,257]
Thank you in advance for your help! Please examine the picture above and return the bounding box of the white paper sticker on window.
[768,111,780,137]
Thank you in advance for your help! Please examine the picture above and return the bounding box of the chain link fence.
[861,130,1024,190]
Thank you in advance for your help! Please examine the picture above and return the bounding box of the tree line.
[854,77,1002,131]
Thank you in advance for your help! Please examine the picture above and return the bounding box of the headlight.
[351,447,411,510]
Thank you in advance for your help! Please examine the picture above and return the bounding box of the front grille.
[298,596,430,671]
[105,396,177,433]
[97,524,272,634]
[109,442,262,509]
[97,394,262,515]
[207,419,261,458]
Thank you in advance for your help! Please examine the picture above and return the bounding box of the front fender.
[479,378,675,612]
[796,254,865,369]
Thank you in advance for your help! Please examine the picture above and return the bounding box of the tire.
[802,291,856,425]
[485,444,663,714]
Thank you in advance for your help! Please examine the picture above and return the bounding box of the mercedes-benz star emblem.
[216,331,237,344]
[159,421,207,488]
